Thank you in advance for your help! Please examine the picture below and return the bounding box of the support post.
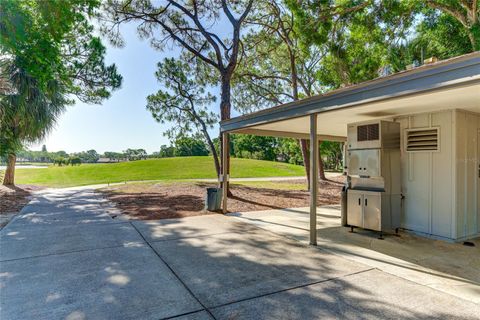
[222,132,229,214]
[309,114,318,245]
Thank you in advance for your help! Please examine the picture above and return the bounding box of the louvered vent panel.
[357,124,379,141]
[406,128,439,151]
[357,125,368,141]
[367,124,379,140]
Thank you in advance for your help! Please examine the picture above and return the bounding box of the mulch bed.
[0,185,41,214]
[100,177,344,220]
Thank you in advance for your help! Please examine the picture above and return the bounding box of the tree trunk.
[220,76,232,196]
[204,130,221,178]
[220,133,232,196]
[467,24,479,51]
[289,52,313,191]
[318,152,327,181]
[299,139,310,190]
[425,2,479,51]
[197,114,221,178]
[318,141,327,181]
[3,153,16,186]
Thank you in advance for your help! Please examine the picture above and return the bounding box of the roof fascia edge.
[221,55,480,133]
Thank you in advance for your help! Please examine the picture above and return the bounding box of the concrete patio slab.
[151,227,372,308]
[229,207,480,304]
[211,269,480,320]
[228,206,341,242]
[169,310,214,320]
[0,222,144,261]
[132,214,259,242]
[0,212,17,230]
[0,245,202,320]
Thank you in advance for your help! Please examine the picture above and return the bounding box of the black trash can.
[206,187,223,211]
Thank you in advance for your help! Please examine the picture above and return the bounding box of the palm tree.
[0,59,68,185]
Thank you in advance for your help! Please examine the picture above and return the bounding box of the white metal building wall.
[395,109,480,240]
[396,110,455,239]
[455,110,480,240]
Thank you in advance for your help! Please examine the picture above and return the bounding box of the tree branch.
[144,12,220,68]
[168,0,225,69]
[426,1,468,27]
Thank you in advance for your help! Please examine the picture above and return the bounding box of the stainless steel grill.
[344,120,401,238]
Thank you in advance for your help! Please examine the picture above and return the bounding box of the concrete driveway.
[1,188,479,319]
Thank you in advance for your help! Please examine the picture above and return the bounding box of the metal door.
[363,192,382,231]
[347,190,363,227]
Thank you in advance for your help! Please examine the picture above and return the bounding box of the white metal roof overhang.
[221,52,480,141]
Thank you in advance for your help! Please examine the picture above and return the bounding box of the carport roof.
[221,51,480,141]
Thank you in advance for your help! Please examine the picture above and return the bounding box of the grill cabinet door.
[363,192,381,231]
[347,190,363,227]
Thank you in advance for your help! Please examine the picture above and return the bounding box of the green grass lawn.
[13,156,306,187]
[17,162,51,166]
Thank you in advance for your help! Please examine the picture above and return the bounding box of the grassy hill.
[13,156,306,187]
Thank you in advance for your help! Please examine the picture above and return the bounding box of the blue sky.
[32,23,221,154]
